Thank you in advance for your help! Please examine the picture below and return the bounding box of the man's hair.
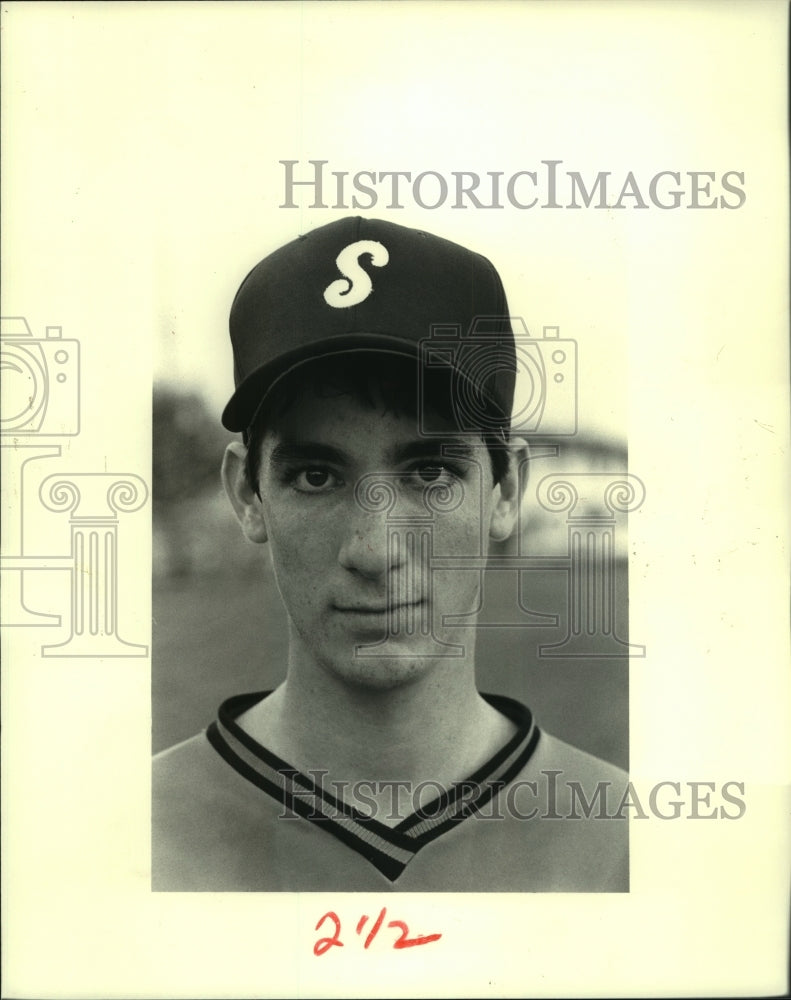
[243,353,511,496]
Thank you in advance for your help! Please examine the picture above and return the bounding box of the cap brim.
[221,333,424,432]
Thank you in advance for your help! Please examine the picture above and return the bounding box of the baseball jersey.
[153,691,628,892]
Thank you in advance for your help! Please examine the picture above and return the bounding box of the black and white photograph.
[2,2,789,996]
[152,214,632,893]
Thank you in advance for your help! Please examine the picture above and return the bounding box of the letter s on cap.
[323,240,389,308]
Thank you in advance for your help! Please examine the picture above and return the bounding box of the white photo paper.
[2,2,789,996]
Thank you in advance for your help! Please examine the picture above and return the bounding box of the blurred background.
[152,383,629,769]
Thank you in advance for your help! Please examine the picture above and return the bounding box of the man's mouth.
[333,599,424,614]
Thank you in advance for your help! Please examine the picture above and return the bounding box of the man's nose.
[337,508,401,580]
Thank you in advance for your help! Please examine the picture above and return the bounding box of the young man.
[153,217,628,892]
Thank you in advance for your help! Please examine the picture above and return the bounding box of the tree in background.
[153,385,231,577]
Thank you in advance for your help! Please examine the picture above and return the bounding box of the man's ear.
[488,437,529,542]
[221,441,268,544]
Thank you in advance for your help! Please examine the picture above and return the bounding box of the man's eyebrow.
[269,442,350,466]
[393,440,479,463]
[268,439,480,468]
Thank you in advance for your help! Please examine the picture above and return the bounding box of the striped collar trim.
[207,691,541,882]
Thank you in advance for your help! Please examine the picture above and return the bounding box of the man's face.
[235,385,518,691]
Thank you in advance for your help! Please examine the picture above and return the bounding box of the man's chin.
[319,651,438,692]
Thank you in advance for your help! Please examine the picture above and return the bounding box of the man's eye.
[407,463,461,485]
[416,464,445,483]
[293,468,339,492]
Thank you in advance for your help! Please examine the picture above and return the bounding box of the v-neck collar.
[207,691,541,882]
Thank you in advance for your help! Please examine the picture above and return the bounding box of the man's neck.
[237,642,516,823]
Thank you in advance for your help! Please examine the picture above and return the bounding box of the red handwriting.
[313,907,442,956]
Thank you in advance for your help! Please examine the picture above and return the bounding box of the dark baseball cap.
[222,217,515,433]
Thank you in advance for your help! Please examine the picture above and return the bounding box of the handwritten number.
[314,908,441,955]
[364,907,387,949]
[313,911,344,956]
[388,920,443,948]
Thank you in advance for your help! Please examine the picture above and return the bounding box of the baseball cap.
[222,217,515,434]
